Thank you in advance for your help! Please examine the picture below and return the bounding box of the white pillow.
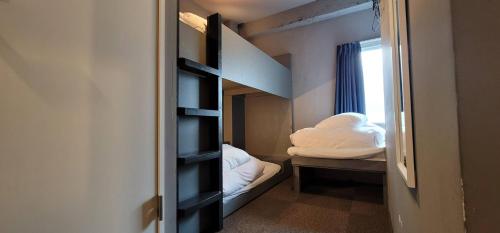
[222,158,265,197]
[315,112,367,129]
[233,157,265,183]
[223,170,247,196]
[222,144,251,170]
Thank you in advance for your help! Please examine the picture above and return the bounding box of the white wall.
[381,0,465,232]
[0,0,160,232]
[250,10,379,130]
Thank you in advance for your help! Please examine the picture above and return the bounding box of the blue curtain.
[335,42,366,114]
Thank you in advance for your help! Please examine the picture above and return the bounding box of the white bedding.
[288,113,386,160]
[223,161,281,203]
[222,144,282,202]
[287,146,386,161]
[290,124,385,149]
[315,112,367,129]
[222,144,251,170]
[223,157,265,197]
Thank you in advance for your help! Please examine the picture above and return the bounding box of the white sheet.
[287,146,386,161]
[223,161,281,203]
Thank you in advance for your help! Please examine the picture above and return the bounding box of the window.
[361,38,385,125]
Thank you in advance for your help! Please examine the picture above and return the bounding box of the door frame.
[157,0,178,232]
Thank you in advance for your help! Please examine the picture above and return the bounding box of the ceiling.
[193,0,316,23]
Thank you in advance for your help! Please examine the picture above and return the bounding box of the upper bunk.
[179,13,292,99]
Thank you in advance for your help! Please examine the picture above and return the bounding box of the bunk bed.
[178,13,293,221]
[179,13,292,98]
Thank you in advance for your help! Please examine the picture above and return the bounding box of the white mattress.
[223,161,281,203]
[288,147,386,161]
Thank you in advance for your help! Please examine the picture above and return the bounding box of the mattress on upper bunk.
[287,147,386,161]
[223,161,281,203]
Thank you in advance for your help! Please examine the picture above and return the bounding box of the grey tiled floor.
[221,178,392,233]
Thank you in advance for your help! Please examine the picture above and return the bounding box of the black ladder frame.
[176,14,223,233]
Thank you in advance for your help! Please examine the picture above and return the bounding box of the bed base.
[223,155,292,218]
[291,156,387,204]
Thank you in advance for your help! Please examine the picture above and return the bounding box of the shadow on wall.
[1,0,158,232]
[0,36,104,107]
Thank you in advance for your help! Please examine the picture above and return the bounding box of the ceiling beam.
[239,0,373,38]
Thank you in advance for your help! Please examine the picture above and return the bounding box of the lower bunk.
[222,149,292,217]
